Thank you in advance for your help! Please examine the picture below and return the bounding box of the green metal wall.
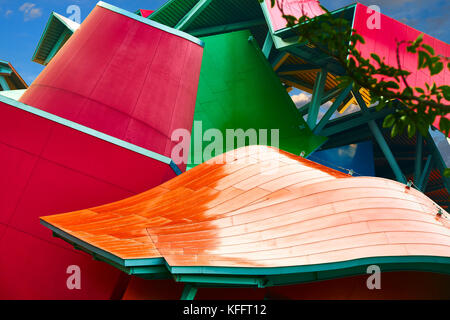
[188,30,326,168]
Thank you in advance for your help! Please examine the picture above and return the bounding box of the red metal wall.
[122,272,450,300]
[0,99,178,299]
[0,3,203,299]
[353,3,450,130]
[20,5,203,169]
[264,0,325,32]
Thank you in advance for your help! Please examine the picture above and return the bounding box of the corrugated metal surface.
[0,61,28,89]
[150,0,198,27]
[151,0,264,32]
[187,0,263,30]
[33,14,73,65]
[41,146,449,269]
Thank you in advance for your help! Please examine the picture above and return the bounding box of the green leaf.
[430,61,444,76]
[407,122,416,138]
[439,117,450,137]
[421,44,435,55]
[413,33,424,46]
[370,53,382,65]
[391,123,400,137]
[439,85,450,101]
[383,114,396,128]
[418,51,428,69]
[417,119,429,137]
[444,168,450,178]
[415,87,425,94]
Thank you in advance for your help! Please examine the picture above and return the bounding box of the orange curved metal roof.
[41,146,450,269]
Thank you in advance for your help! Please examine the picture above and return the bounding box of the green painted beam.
[0,75,10,91]
[0,66,12,75]
[307,69,327,129]
[270,52,289,70]
[414,133,423,184]
[287,46,346,76]
[175,0,212,31]
[313,84,353,135]
[189,19,266,37]
[418,154,433,191]
[299,86,344,116]
[425,129,450,193]
[262,32,273,58]
[175,274,264,287]
[44,29,70,65]
[180,284,197,300]
[368,120,406,184]
[277,63,320,74]
[321,108,393,136]
[279,75,314,91]
[353,89,406,184]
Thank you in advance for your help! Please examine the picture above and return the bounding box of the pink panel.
[139,9,154,18]
[265,0,325,32]
[19,5,203,160]
[0,227,121,300]
[353,3,450,131]
[0,99,177,299]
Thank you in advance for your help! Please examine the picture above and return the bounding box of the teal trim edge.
[41,220,128,267]
[42,218,450,287]
[31,12,55,62]
[0,95,179,170]
[0,76,10,90]
[170,161,183,175]
[96,2,204,47]
[168,255,450,278]
[41,219,166,269]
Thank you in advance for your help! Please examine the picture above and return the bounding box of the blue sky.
[0,0,167,84]
[0,0,448,85]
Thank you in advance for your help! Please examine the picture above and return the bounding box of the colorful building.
[0,0,449,300]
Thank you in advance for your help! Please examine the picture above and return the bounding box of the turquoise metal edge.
[32,12,55,62]
[53,12,79,31]
[0,94,175,166]
[167,255,450,276]
[272,3,358,38]
[259,0,275,35]
[41,219,128,267]
[170,161,183,175]
[41,215,450,286]
[96,1,205,47]
[42,219,168,269]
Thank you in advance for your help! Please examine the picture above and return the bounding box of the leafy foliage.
[259,0,450,140]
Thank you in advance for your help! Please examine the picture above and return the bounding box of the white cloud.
[291,92,311,109]
[19,2,42,21]
[5,10,13,17]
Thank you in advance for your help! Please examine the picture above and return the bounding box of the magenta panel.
[19,5,203,161]
[139,9,154,18]
[0,99,177,299]
[265,0,325,32]
[353,3,450,130]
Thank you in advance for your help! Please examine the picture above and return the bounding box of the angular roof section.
[150,0,266,33]
[0,60,28,90]
[41,146,450,286]
[136,9,154,18]
[262,0,325,33]
[32,12,80,66]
